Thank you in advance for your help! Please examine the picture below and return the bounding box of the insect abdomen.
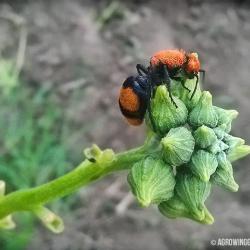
[119,86,144,126]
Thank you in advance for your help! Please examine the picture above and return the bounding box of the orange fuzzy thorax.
[119,87,140,112]
[150,49,186,69]
[185,53,200,74]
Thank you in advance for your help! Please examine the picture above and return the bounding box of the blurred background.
[0,0,250,249]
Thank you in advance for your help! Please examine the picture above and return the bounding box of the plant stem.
[0,144,149,219]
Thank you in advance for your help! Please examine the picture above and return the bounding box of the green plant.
[0,59,75,249]
[0,86,71,189]
[0,57,249,235]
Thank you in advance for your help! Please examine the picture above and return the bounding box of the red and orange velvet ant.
[119,49,205,126]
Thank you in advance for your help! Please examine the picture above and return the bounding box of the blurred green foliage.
[96,1,124,29]
[0,59,76,250]
[0,60,18,96]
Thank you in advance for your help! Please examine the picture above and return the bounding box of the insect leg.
[163,65,178,108]
[180,79,191,92]
[136,64,148,76]
[146,80,158,133]
[190,74,199,100]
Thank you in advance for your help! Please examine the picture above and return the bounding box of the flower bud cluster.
[128,77,250,224]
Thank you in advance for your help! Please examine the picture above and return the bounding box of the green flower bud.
[222,123,232,133]
[193,125,217,148]
[217,123,228,132]
[188,91,218,128]
[175,171,211,220]
[215,106,238,125]
[227,145,250,162]
[223,134,245,149]
[211,152,239,192]
[127,156,175,207]
[190,150,218,182]
[172,77,202,110]
[217,152,230,170]
[0,215,16,230]
[161,127,195,166]
[208,139,229,154]
[211,167,238,192]
[150,85,188,134]
[84,144,114,163]
[213,127,226,140]
[158,195,214,224]
[34,207,64,233]
[201,206,215,225]
[214,107,238,133]
[159,195,191,219]
[0,180,6,197]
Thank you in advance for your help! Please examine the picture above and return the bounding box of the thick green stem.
[0,143,150,219]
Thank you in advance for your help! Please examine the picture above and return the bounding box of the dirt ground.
[1,0,250,249]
